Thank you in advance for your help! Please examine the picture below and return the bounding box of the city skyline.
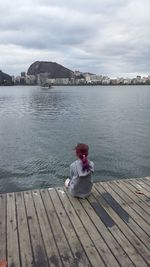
[0,0,150,77]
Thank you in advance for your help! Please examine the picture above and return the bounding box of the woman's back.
[65,143,94,198]
[69,159,94,198]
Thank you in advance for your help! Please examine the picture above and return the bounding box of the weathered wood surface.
[0,177,150,267]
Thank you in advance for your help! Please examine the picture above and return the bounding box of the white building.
[26,75,36,85]
[102,77,110,85]
[123,78,132,85]
[55,78,70,85]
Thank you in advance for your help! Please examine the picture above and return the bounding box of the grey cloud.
[0,3,98,50]
[33,0,129,14]
[0,0,150,77]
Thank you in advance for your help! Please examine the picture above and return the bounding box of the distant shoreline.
[1,83,150,87]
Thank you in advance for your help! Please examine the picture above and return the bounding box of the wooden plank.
[0,194,6,261]
[143,177,150,186]
[7,193,20,267]
[109,180,150,228]
[92,184,149,267]
[130,178,150,192]
[57,187,105,267]
[3,178,150,267]
[80,195,134,267]
[88,191,144,267]
[135,178,150,193]
[50,188,91,267]
[41,188,75,267]
[94,183,150,266]
[65,189,121,267]
[114,180,150,218]
[127,178,150,194]
[143,177,150,193]
[145,177,150,182]
[138,177,150,187]
[15,192,34,267]
[24,190,49,267]
[32,189,63,267]
[128,179,150,206]
[101,181,150,248]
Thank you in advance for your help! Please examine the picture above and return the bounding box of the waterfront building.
[15,76,21,84]
[123,78,132,85]
[102,77,110,85]
[21,72,26,77]
[37,73,49,86]
[26,75,36,85]
[110,79,118,85]
[55,78,70,85]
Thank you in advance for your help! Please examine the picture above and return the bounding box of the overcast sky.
[0,0,150,77]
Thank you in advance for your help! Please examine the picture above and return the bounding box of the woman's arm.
[70,164,74,179]
[90,161,94,173]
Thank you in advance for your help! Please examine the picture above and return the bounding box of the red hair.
[75,144,90,171]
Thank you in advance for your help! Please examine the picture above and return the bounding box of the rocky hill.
[27,61,74,79]
[0,70,13,85]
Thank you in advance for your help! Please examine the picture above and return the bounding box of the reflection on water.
[30,90,67,115]
[0,85,150,193]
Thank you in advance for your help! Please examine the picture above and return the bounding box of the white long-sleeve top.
[69,159,94,198]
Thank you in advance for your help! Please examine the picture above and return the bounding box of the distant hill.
[27,61,74,79]
[0,70,13,85]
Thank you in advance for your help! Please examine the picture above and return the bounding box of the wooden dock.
[0,177,150,267]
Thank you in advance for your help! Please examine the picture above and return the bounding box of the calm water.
[0,85,150,193]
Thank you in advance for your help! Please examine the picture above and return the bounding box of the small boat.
[41,83,52,88]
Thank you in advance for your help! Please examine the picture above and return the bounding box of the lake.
[0,85,150,193]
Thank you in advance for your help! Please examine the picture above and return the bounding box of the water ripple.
[0,85,150,193]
